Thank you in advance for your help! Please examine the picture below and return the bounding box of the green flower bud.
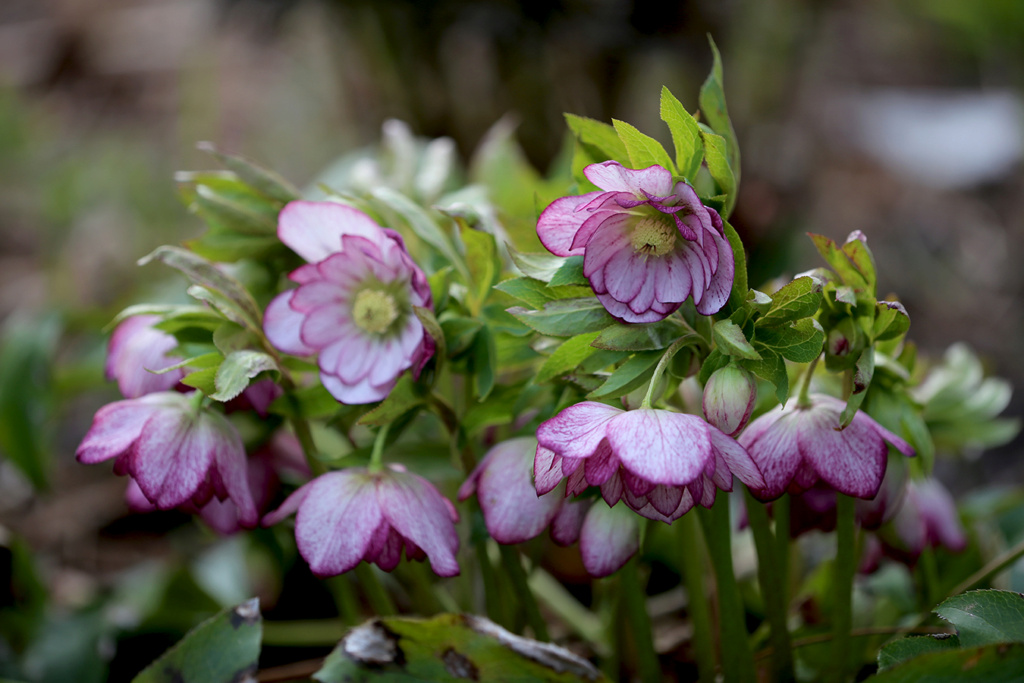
[702,364,757,436]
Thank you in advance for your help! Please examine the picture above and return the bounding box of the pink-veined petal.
[294,471,383,577]
[536,192,605,257]
[132,407,215,510]
[607,410,712,486]
[377,469,460,577]
[76,395,169,464]
[799,406,888,499]
[264,291,316,356]
[584,162,673,197]
[534,445,563,496]
[536,401,622,461]
[550,498,586,546]
[579,503,639,578]
[474,438,563,544]
[278,201,385,263]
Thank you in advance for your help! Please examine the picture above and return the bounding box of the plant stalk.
[675,510,717,683]
[830,494,857,683]
[620,555,661,682]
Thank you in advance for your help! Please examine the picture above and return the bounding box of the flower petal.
[377,470,460,577]
[579,503,639,578]
[536,191,606,257]
[475,439,563,544]
[132,407,215,510]
[264,291,316,356]
[710,429,765,490]
[740,408,802,501]
[278,201,384,263]
[550,499,586,546]
[294,471,383,577]
[76,395,169,464]
[799,406,888,499]
[536,401,622,461]
[584,161,673,197]
[607,410,712,486]
[534,445,563,496]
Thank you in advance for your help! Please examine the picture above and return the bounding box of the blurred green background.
[0,0,1022,680]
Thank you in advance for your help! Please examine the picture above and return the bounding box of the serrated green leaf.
[713,319,760,360]
[181,367,219,396]
[700,130,736,218]
[358,374,426,426]
[877,634,961,672]
[564,114,630,164]
[440,316,482,357]
[428,266,452,312]
[840,347,875,428]
[314,614,606,683]
[747,290,772,315]
[211,350,278,402]
[742,345,788,404]
[370,187,469,280]
[755,318,824,363]
[509,298,616,337]
[198,141,300,203]
[593,320,689,352]
[874,301,911,341]
[722,218,747,313]
[589,351,662,399]
[495,277,591,308]
[536,331,602,383]
[659,86,704,181]
[156,352,222,375]
[758,276,823,326]
[186,285,258,333]
[548,255,588,287]
[460,225,501,312]
[212,323,257,355]
[132,599,262,683]
[934,590,1024,649]
[809,233,871,291]
[471,325,497,400]
[872,642,1024,682]
[699,35,740,179]
[138,246,263,331]
[612,119,675,173]
[508,248,567,283]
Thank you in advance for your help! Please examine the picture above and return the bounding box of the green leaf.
[755,318,825,363]
[698,348,730,385]
[471,325,497,401]
[132,599,262,683]
[747,289,773,315]
[659,86,704,181]
[699,35,740,179]
[358,374,426,426]
[809,233,871,291]
[460,225,501,311]
[589,351,662,399]
[548,255,589,287]
[840,347,875,428]
[612,119,675,173]
[593,319,690,352]
[872,643,1024,682]
[758,276,823,326]
[536,331,602,384]
[509,298,616,337]
[269,383,342,419]
[197,141,300,203]
[184,229,283,263]
[713,320,760,360]
[370,187,469,280]
[440,316,482,357]
[193,184,277,236]
[314,614,606,683]
[874,301,911,342]
[700,130,736,217]
[138,246,263,331]
[414,307,446,376]
[722,218,748,313]
[742,345,788,405]
[935,590,1024,649]
[494,277,591,308]
[840,233,877,296]
[564,114,630,164]
[877,635,961,672]
[181,367,219,396]
[210,350,278,402]
[508,248,567,283]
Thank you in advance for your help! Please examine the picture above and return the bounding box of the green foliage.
[659,87,704,182]
[132,599,262,683]
[509,299,616,337]
[612,119,675,174]
[314,614,606,683]
[547,256,588,287]
[536,331,602,384]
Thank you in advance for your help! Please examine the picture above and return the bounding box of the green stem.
[744,489,795,682]
[289,414,325,477]
[261,619,348,646]
[830,495,857,683]
[641,336,693,409]
[355,563,396,616]
[528,567,612,657]
[796,354,821,408]
[948,534,1024,598]
[475,541,505,625]
[367,423,390,473]
[774,494,791,606]
[919,546,940,609]
[498,544,549,641]
[325,575,361,625]
[620,556,661,683]
[675,511,716,683]
[699,500,757,683]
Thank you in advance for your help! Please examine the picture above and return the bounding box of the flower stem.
[744,489,795,682]
[774,494,791,607]
[355,563,396,616]
[367,424,390,473]
[475,541,506,625]
[642,336,694,409]
[699,499,757,683]
[796,354,821,408]
[619,555,661,683]
[289,414,325,477]
[830,494,857,683]
[674,510,716,683]
[497,544,549,641]
[324,575,361,625]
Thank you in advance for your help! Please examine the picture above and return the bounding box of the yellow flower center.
[352,289,399,334]
[630,217,677,256]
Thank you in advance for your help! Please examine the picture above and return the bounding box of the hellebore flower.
[535,402,765,522]
[77,392,257,526]
[262,465,460,577]
[739,394,915,502]
[884,478,967,562]
[106,315,184,398]
[458,437,564,544]
[536,161,734,323]
[263,201,434,404]
[703,364,757,436]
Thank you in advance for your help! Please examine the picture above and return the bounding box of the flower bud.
[702,364,757,437]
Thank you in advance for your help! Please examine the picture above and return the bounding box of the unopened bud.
[702,365,757,436]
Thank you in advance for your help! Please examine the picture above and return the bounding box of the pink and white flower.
[537,161,734,323]
[263,201,434,404]
[262,464,460,577]
[885,477,967,562]
[535,402,764,523]
[106,315,184,398]
[739,394,915,502]
[77,392,257,526]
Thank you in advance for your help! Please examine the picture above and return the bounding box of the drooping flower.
[263,201,434,404]
[739,394,915,502]
[106,315,184,398]
[883,477,967,562]
[535,402,765,522]
[262,464,460,577]
[536,161,734,323]
[703,364,757,437]
[77,392,257,526]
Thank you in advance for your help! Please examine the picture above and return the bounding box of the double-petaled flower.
[534,402,764,522]
[264,201,434,404]
[77,392,258,526]
[262,465,460,577]
[537,161,734,323]
[739,394,915,502]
